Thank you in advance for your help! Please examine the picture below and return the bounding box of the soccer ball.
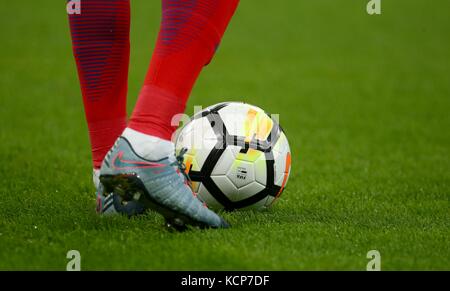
[175,102,291,211]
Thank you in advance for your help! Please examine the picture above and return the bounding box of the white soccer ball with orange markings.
[175,102,291,211]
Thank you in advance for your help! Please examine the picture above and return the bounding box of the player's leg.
[68,0,131,214]
[68,0,130,170]
[128,0,240,141]
[100,0,240,229]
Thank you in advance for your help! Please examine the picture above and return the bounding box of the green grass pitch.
[0,0,449,270]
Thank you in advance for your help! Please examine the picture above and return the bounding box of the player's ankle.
[93,168,100,189]
[122,127,174,160]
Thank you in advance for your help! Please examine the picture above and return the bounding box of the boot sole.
[100,173,219,231]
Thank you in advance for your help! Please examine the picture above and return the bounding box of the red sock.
[128,0,240,141]
[68,0,130,169]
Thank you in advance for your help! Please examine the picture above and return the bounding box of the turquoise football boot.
[99,136,230,230]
